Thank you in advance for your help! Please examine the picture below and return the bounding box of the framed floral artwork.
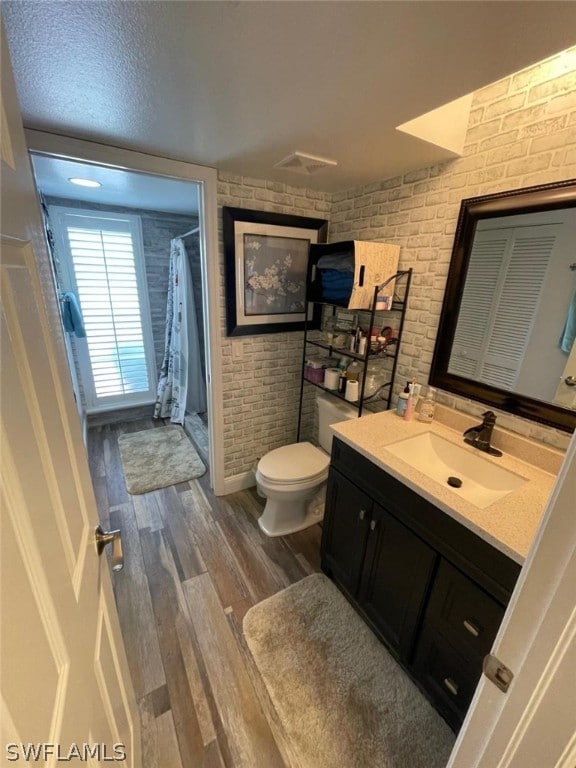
[223,207,328,336]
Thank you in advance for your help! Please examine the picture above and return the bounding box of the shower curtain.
[154,237,207,424]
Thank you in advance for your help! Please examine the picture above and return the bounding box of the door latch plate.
[483,653,514,692]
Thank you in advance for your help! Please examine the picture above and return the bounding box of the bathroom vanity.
[321,410,559,730]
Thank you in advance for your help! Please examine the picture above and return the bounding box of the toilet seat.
[257,441,329,486]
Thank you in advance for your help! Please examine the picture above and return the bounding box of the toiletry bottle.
[418,387,436,423]
[403,382,415,421]
[337,357,348,394]
[349,330,357,352]
[346,360,362,382]
[396,381,410,416]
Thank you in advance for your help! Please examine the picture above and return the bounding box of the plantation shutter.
[479,228,556,388]
[448,233,506,378]
[52,209,156,411]
[448,224,557,390]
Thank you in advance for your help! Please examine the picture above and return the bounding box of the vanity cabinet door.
[412,559,506,729]
[357,504,437,661]
[321,469,372,598]
[424,560,505,663]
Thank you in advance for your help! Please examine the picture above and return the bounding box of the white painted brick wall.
[330,46,576,451]
[216,175,330,477]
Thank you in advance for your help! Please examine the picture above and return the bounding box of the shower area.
[30,153,210,467]
[154,227,209,457]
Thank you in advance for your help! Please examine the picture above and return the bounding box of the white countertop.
[331,410,559,564]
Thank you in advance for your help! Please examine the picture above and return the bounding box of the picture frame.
[223,206,328,336]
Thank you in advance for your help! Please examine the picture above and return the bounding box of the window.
[51,207,157,412]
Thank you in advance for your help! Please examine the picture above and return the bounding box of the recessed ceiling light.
[68,177,102,188]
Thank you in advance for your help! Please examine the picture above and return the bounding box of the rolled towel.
[60,291,86,338]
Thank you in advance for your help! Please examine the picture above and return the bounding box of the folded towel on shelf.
[320,269,354,287]
[319,268,353,302]
[317,254,354,271]
[60,291,86,338]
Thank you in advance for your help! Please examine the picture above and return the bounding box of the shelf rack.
[296,268,412,440]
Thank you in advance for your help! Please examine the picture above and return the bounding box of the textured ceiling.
[4,1,576,191]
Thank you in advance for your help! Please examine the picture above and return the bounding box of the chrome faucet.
[463,411,503,457]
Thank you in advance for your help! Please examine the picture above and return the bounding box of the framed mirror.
[430,179,576,433]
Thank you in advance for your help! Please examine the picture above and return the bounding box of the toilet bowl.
[256,395,356,537]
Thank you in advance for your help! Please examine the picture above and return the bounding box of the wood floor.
[88,418,322,768]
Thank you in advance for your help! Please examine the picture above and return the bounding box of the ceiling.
[30,154,200,214]
[4,1,576,192]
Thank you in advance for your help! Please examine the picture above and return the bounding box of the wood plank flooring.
[88,418,322,768]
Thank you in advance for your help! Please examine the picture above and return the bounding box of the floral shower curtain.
[154,237,206,424]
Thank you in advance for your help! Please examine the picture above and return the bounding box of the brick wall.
[216,175,331,477]
[330,47,576,451]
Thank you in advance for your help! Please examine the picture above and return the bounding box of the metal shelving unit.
[296,269,412,440]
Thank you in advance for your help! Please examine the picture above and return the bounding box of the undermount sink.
[384,432,528,509]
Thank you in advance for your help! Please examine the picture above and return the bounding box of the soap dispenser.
[396,381,411,416]
[418,387,437,423]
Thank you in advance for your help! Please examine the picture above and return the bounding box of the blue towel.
[320,268,353,302]
[320,269,353,287]
[60,291,86,338]
[560,290,576,354]
[317,254,354,271]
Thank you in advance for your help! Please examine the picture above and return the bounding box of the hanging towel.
[559,290,576,354]
[60,291,86,338]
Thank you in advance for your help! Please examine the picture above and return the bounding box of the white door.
[448,434,576,768]
[0,22,141,766]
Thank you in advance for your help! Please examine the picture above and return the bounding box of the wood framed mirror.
[430,179,576,433]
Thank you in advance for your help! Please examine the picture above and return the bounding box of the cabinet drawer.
[413,627,480,730]
[425,560,505,663]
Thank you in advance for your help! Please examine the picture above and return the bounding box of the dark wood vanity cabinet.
[322,471,372,597]
[323,470,437,662]
[321,438,521,731]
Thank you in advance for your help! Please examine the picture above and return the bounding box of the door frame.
[24,129,225,495]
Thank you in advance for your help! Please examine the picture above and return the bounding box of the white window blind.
[52,208,156,411]
[448,234,506,378]
[448,224,558,390]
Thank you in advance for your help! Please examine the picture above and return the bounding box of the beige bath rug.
[118,426,205,494]
[244,573,455,768]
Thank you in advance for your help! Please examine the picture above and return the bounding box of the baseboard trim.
[220,471,256,496]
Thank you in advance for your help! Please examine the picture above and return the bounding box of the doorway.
[25,130,224,493]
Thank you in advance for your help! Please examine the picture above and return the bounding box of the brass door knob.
[95,525,123,572]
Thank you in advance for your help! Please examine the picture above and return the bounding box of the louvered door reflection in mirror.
[430,180,576,433]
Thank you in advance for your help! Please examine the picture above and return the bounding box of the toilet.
[255,394,357,537]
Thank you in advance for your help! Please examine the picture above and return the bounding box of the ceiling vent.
[273,151,337,176]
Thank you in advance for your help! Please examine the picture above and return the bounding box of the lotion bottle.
[396,381,410,416]
[403,380,416,421]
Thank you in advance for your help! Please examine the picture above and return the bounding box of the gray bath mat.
[243,573,455,768]
[118,426,205,494]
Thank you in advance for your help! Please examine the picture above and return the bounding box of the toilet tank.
[317,394,357,453]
